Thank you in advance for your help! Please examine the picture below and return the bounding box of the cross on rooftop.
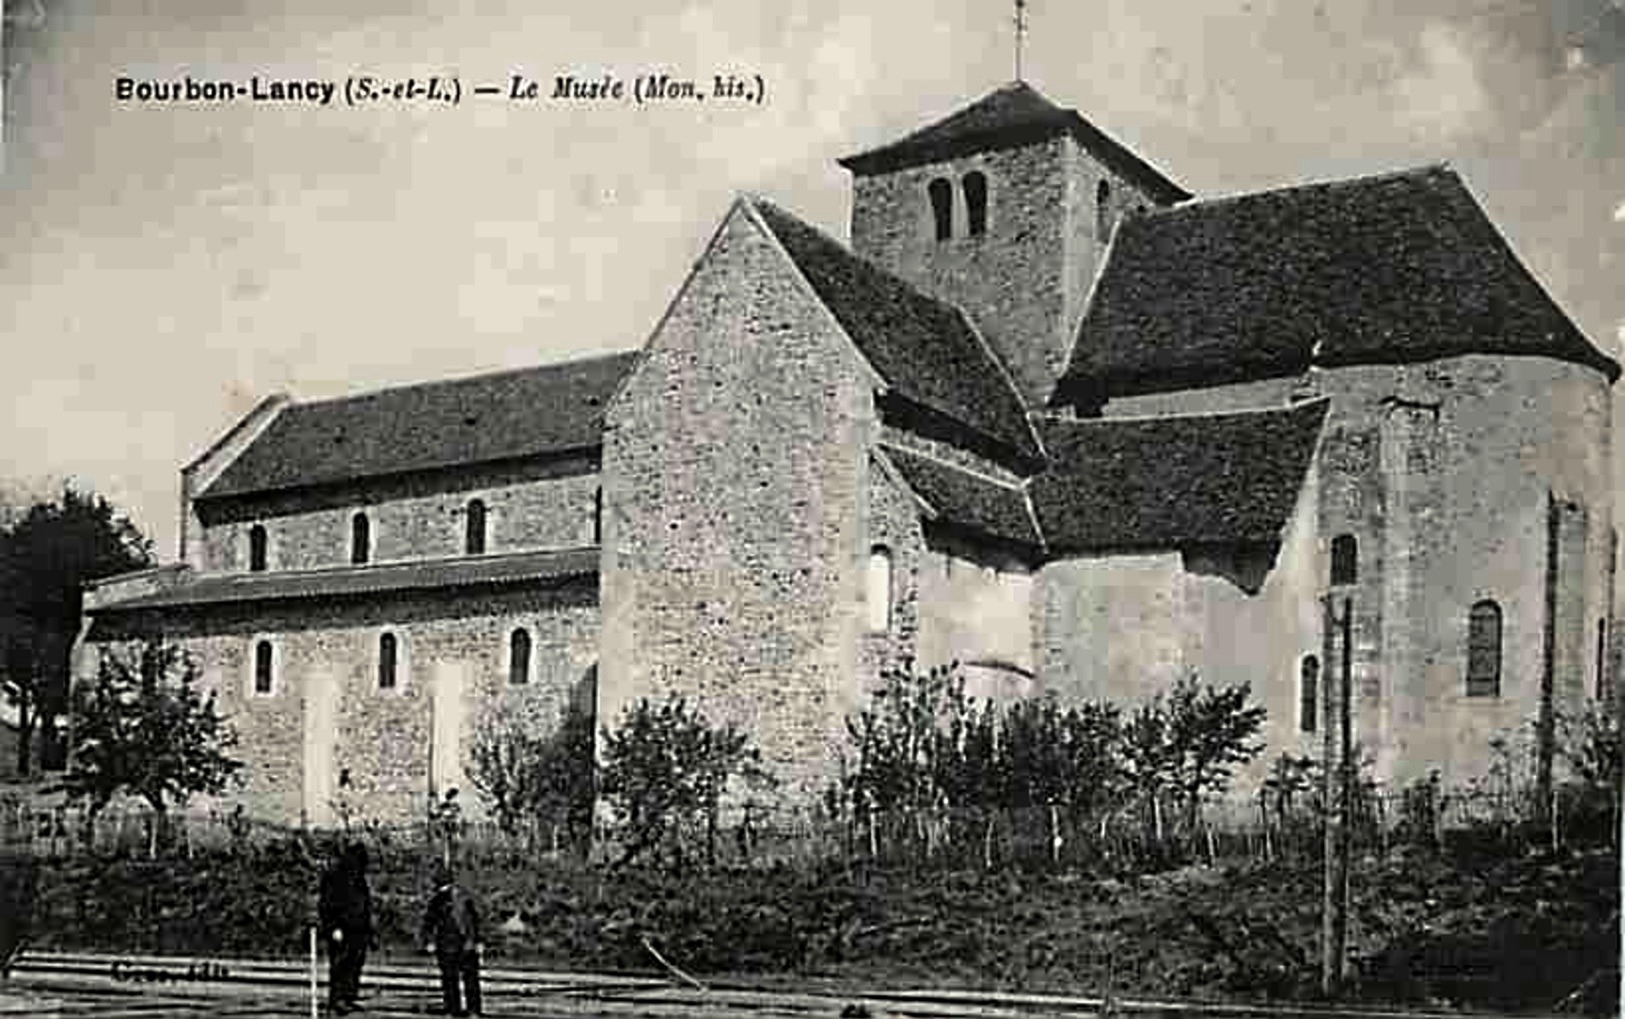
[1014,0,1029,81]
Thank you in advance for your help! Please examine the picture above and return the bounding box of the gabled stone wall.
[599,202,875,810]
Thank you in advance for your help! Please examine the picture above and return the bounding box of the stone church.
[79,82,1618,826]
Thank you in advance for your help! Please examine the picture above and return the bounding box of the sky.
[1,0,1623,560]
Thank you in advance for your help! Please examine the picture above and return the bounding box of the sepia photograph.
[0,1,1621,1016]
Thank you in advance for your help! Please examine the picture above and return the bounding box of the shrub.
[468,703,595,853]
[599,693,771,868]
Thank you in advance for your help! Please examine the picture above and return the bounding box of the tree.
[1120,674,1267,842]
[1166,674,1268,829]
[1555,702,1622,845]
[997,695,1122,814]
[1121,695,1178,842]
[843,662,967,816]
[0,486,153,775]
[468,703,595,851]
[599,693,769,868]
[59,639,242,855]
[843,664,1127,866]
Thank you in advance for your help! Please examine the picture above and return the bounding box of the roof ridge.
[1033,396,1329,429]
[877,440,1026,491]
[751,197,1043,462]
[192,546,597,583]
[948,305,1043,446]
[751,197,998,344]
[1439,175,1620,374]
[1139,162,1456,221]
[860,80,1066,149]
[293,350,640,409]
[837,83,1189,204]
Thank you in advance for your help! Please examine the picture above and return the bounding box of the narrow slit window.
[254,640,274,695]
[465,499,487,555]
[1299,655,1319,733]
[592,487,603,545]
[378,633,398,690]
[1096,178,1113,238]
[867,545,893,634]
[1330,534,1357,586]
[1466,600,1502,698]
[928,178,952,241]
[963,171,987,236]
[351,512,371,565]
[248,525,267,572]
[509,628,531,686]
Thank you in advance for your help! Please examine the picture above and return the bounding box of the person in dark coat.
[318,841,375,1015]
[420,859,481,1017]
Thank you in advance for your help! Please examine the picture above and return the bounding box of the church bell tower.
[838,81,1189,408]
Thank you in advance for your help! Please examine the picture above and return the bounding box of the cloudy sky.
[2,0,1623,558]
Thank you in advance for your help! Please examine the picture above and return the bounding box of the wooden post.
[1049,804,1061,867]
[1337,596,1353,987]
[1320,595,1338,997]
[308,925,318,1019]
[1537,491,1559,849]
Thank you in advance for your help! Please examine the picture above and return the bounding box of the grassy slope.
[15,840,1620,1013]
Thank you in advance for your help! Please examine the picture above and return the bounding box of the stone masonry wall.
[197,461,599,573]
[85,583,599,826]
[1034,469,1324,799]
[1099,355,1614,791]
[1321,357,1613,790]
[861,453,1037,720]
[860,457,925,696]
[914,538,1035,702]
[599,202,874,811]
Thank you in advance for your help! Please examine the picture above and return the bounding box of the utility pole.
[1320,595,1353,997]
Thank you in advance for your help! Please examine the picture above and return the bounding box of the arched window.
[248,525,268,573]
[963,171,988,237]
[928,178,952,241]
[351,512,370,565]
[1299,655,1319,733]
[253,640,274,695]
[1096,178,1113,238]
[509,628,532,686]
[377,632,398,690]
[1330,534,1357,586]
[465,499,487,555]
[1466,600,1502,697]
[867,546,893,633]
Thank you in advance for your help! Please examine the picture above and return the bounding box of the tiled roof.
[752,199,1042,463]
[1060,166,1619,404]
[1030,400,1328,552]
[838,81,1190,206]
[199,353,640,499]
[85,547,599,612]
[881,444,1041,548]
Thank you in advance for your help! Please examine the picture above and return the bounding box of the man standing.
[318,841,375,1015]
[421,859,481,1017]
